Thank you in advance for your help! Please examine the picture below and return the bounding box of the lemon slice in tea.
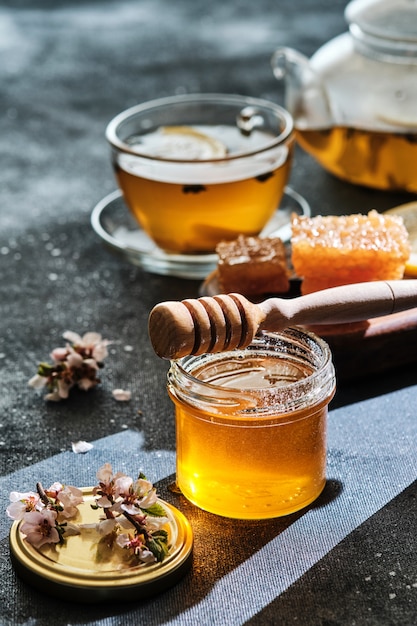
[139,126,228,160]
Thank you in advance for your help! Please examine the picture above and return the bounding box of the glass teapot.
[271,0,417,192]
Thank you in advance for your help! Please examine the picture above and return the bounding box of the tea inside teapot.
[272,0,417,192]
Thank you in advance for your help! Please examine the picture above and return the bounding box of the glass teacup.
[106,94,294,255]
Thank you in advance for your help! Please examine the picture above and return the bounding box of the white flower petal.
[82,332,102,345]
[71,440,94,454]
[57,380,71,399]
[66,352,83,368]
[145,515,169,531]
[115,533,131,549]
[83,358,99,370]
[50,347,68,362]
[47,482,63,494]
[44,390,63,402]
[139,548,156,563]
[96,495,113,508]
[63,330,83,345]
[92,344,109,362]
[121,502,142,515]
[118,517,132,530]
[10,491,39,503]
[114,475,133,495]
[28,374,46,389]
[138,490,158,509]
[97,518,116,536]
[77,378,96,391]
[112,389,131,402]
[64,522,81,537]
[96,462,113,482]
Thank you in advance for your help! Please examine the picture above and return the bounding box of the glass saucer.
[91,187,311,279]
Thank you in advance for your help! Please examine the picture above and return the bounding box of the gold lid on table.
[9,488,193,603]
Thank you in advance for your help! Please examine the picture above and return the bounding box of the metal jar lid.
[9,488,193,603]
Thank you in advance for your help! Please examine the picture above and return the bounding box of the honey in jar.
[167,328,336,519]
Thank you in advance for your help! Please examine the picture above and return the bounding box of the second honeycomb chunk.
[291,210,410,294]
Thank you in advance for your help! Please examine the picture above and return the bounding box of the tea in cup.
[106,94,294,254]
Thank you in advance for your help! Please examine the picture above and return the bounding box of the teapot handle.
[271,47,333,127]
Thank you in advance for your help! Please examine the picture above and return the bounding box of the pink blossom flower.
[45,482,64,498]
[54,485,84,520]
[7,491,42,520]
[35,482,84,521]
[63,331,110,362]
[114,475,133,499]
[134,478,158,509]
[50,347,68,362]
[6,464,169,563]
[112,475,157,514]
[96,463,114,484]
[20,509,60,548]
[116,533,155,563]
[66,351,84,368]
[93,463,127,508]
[97,463,127,486]
[29,329,111,402]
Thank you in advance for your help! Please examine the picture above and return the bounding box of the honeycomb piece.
[216,235,290,296]
[291,210,411,294]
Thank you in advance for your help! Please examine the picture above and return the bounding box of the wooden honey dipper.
[148,280,417,359]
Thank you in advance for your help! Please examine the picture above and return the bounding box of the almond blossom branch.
[28,330,111,401]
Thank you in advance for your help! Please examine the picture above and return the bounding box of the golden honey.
[296,126,417,192]
[168,329,335,519]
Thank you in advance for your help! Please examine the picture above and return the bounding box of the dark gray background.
[0,1,416,624]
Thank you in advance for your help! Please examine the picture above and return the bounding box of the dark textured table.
[1,1,416,625]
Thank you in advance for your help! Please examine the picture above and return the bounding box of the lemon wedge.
[145,126,227,160]
[385,201,417,277]
[405,252,417,277]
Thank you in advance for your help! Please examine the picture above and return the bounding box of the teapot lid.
[346,0,417,59]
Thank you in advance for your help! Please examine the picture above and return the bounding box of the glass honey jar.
[168,327,336,519]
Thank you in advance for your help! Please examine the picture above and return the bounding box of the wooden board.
[308,308,417,380]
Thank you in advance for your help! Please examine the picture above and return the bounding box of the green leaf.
[142,502,168,517]
[37,362,55,376]
[146,531,169,562]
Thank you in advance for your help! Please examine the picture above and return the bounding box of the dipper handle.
[148,280,417,359]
